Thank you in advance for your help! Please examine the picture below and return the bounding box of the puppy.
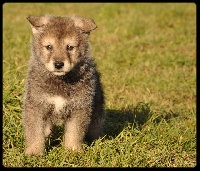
[23,15,104,156]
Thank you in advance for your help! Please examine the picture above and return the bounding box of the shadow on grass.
[104,102,151,137]
[45,102,179,152]
[104,102,179,137]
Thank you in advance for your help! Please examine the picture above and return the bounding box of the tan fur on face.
[39,35,80,76]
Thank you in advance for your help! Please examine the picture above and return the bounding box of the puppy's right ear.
[27,16,49,34]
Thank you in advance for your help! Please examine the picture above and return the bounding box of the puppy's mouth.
[53,70,66,76]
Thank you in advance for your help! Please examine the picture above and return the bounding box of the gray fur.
[23,15,104,156]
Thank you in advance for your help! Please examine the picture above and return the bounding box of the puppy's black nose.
[54,61,64,69]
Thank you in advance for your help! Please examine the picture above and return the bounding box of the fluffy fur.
[23,15,104,156]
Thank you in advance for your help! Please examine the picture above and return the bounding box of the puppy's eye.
[67,45,74,51]
[45,45,53,50]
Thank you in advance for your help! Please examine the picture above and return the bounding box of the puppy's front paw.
[25,143,44,156]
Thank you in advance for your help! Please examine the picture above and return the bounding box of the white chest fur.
[47,95,67,113]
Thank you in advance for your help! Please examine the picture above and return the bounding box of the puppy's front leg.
[24,105,46,156]
[64,109,90,152]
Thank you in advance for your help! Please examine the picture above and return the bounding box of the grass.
[3,3,196,167]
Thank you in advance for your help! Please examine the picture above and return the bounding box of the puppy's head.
[27,15,97,76]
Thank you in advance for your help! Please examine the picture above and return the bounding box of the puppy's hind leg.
[86,114,104,144]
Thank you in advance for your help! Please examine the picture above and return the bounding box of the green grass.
[3,3,196,167]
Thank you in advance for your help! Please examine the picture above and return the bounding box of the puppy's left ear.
[71,16,97,34]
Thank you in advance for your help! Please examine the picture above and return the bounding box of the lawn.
[3,3,196,167]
